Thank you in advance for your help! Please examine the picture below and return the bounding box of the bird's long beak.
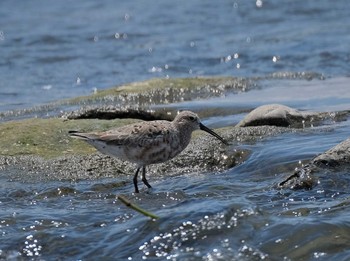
[199,123,228,145]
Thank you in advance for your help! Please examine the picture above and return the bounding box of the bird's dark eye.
[188,116,196,121]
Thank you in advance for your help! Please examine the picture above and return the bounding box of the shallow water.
[1,120,350,260]
[1,84,350,260]
[1,0,350,260]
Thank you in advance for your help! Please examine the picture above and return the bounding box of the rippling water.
[2,120,350,260]
[1,0,350,260]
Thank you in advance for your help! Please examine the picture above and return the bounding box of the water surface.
[1,0,350,260]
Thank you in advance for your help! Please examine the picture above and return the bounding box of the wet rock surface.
[312,137,350,167]
[237,104,310,128]
[0,123,290,183]
[237,104,349,128]
[278,165,316,190]
[234,104,350,190]
[63,106,172,121]
[2,101,350,190]
[0,77,254,122]
[279,137,350,190]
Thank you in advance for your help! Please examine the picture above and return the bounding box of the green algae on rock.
[0,77,253,122]
[3,77,349,186]
[0,118,140,159]
[66,77,251,103]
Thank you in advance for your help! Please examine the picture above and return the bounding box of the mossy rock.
[0,77,250,159]
[66,77,245,104]
[0,118,140,159]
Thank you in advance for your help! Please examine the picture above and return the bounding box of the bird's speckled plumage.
[69,111,227,193]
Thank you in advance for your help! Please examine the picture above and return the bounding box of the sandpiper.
[69,110,228,193]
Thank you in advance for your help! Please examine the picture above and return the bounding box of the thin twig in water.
[118,195,159,220]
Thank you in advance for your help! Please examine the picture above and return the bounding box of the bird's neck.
[176,123,194,150]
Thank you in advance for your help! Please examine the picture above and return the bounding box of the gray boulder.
[236,104,310,128]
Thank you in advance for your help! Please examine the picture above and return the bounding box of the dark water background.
[1,0,350,260]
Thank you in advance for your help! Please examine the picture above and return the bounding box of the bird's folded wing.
[101,127,172,147]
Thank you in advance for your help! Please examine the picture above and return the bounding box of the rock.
[312,137,350,167]
[279,137,350,190]
[267,71,325,80]
[278,165,316,190]
[0,113,296,183]
[0,78,295,185]
[0,117,140,158]
[0,130,247,183]
[63,106,172,121]
[236,104,350,128]
[0,77,253,121]
[236,104,310,128]
[2,77,349,190]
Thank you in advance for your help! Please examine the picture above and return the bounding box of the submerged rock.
[312,137,350,167]
[279,137,350,190]
[278,165,316,190]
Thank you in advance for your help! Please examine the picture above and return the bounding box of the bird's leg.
[141,166,152,189]
[133,167,141,193]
